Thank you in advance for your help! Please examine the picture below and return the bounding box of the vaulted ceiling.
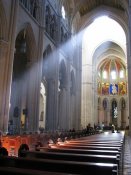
[69,0,128,18]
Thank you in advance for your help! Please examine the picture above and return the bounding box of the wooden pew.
[64,142,122,146]
[68,141,123,145]
[39,147,120,156]
[0,167,74,175]
[68,139,123,144]
[0,156,118,175]
[21,150,120,165]
[56,145,121,151]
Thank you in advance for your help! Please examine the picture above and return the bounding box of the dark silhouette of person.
[18,144,29,157]
[0,147,8,156]
[35,141,43,151]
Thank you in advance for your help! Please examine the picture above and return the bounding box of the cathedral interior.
[0,0,130,134]
[0,0,131,174]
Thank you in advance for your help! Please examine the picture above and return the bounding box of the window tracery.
[45,5,57,41]
[20,0,39,20]
[61,6,65,19]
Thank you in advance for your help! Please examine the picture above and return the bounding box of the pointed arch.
[103,98,108,110]
[17,23,37,62]
[80,5,128,35]
[119,97,126,110]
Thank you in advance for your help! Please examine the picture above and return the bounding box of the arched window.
[111,70,116,80]
[103,70,107,79]
[61,6,65,19]
[120,69,124,78]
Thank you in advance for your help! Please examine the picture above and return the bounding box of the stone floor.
[123,136,131,175]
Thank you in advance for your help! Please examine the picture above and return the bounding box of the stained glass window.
[111,70,116,80]
[103,70,107,79]
[102,83,109,95]
[110,84,118,95]
[120,70,124,78]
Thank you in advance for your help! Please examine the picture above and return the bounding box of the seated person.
[0,147,8,156]
[35,141,43,151]
[18,144,29,157]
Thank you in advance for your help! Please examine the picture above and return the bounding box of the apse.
[81,15,127,128]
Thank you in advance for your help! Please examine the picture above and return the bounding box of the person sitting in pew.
[112,124,115,133]
[0,147,8,156]
[18,144,29,157]
[35,141,43,151]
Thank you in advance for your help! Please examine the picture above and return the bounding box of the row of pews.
[1,129,99,156]
[0,131,125,175]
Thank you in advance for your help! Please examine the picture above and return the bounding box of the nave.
[0,130,127,175]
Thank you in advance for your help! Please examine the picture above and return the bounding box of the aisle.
[123,136,131,175]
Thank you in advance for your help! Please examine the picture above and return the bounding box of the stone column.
[26,24,47,133]
[0,0,19,133]
[0,40,8,131]
[107,110,110,125]
[45,78,57,131]
[75,39,82,130]
[66,58,71,131]
[117,110,121,128]
[128,1,131,135]
[45,51,59,131]
[26,61,40,133]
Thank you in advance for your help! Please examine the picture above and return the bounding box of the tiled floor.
[123,136,131,175]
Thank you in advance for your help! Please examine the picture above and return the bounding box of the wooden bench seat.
[64,142,122,147]
[0,156,118,175]
[56,145,121,151]
[69,139,123,144]
[39,147,120,156]
[0,167,73,175]
[21,150,120,165]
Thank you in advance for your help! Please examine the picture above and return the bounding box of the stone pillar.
[26,62,40,133]
[107,110,110,125]
[58,88,68,130]
[66,72,70,131]
[26,24,48,133]
[0,40,8,132]
[76,40,82,130]
[0,0,19,133]
[45,51,59,131]
[98,107,100,124]
[46,78,57,131]
[117,110,121,128]
[128,1,131,135]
